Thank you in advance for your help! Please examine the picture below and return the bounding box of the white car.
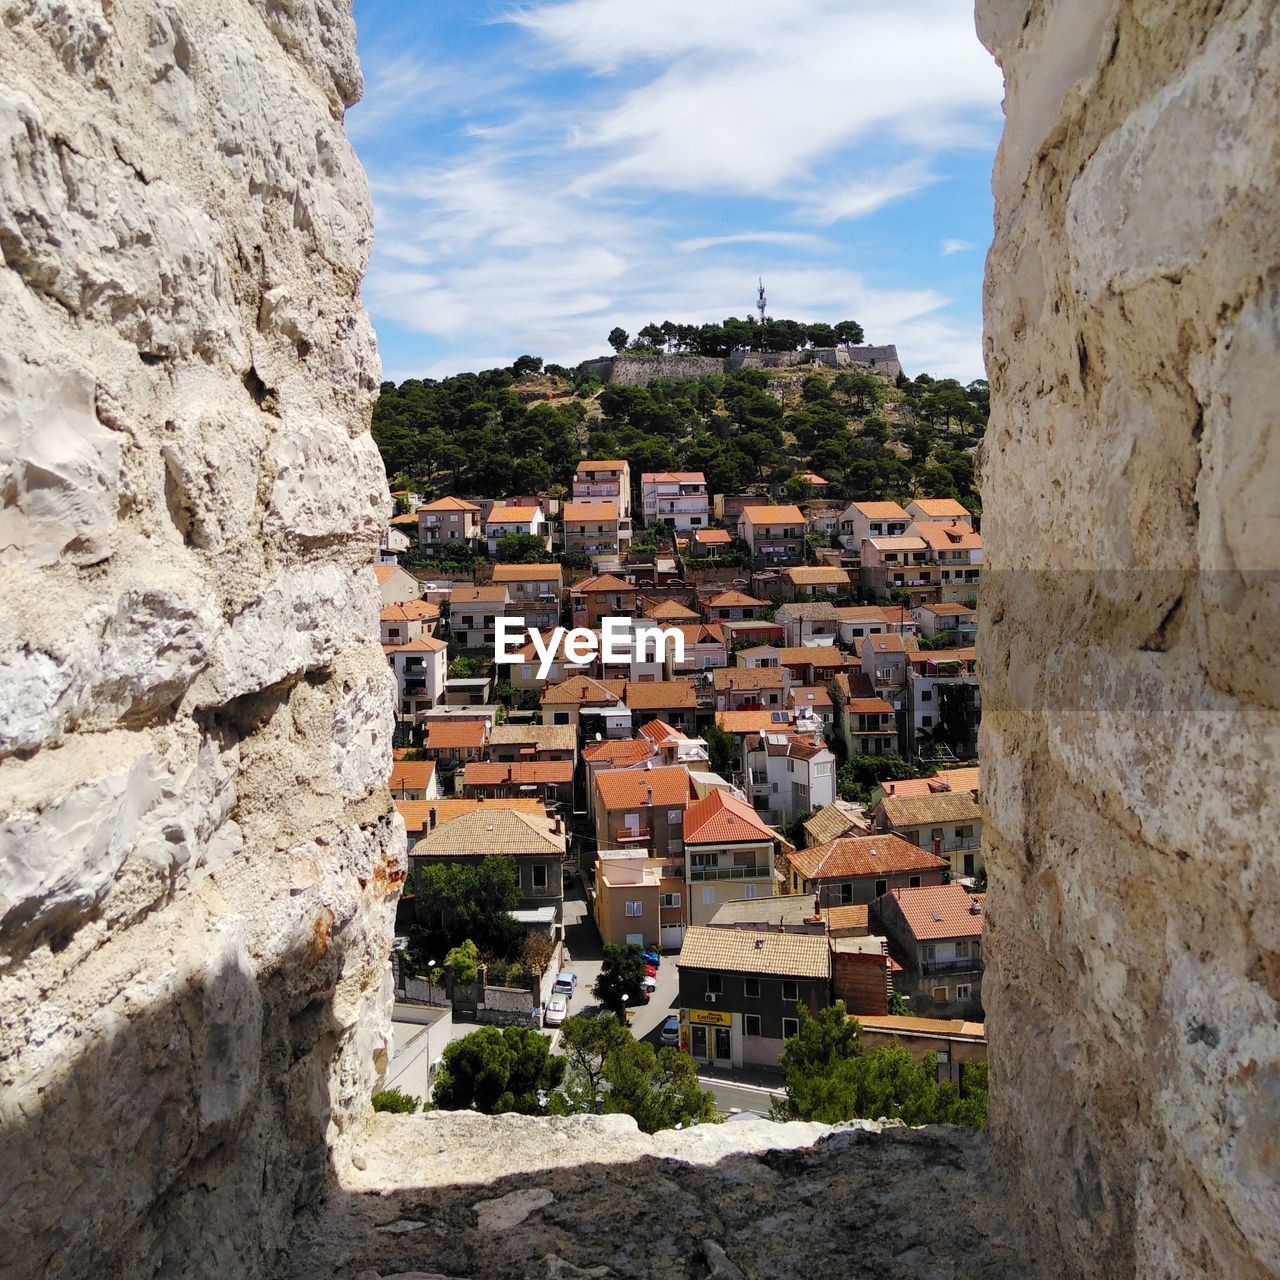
[641,975,657,995]
[545,997,569,1027]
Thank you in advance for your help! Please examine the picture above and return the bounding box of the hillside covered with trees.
[372,327,988,512]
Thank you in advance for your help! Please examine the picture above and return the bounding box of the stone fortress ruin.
[0,1,1275,1278]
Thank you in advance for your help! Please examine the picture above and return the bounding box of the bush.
[372,1087,421,1114]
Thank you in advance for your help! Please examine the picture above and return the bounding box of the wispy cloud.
[941,238,976,256]
[676,231,828,254]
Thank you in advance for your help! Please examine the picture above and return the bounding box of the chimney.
[428,806,437,831]
[888,782,895,795]
[933,835,943,858]
[554,815,563,835]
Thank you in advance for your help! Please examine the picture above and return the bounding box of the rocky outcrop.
[0,2,400,1276]
[977,3,1279,1278]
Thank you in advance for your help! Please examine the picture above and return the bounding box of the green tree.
[607,327,629,353]
[836,754,926,804]
[443,939,481,983]
[413,858,524,961]
[512,354,543,375]
[372,1087,422,1113]
[593,944,647,1015]
[833,320,865,345]
[432,1026,566,1115]
[703,722,739,778]
[495,532,551,562]
[559,1013,632,1113]
[602,1039,719,1133]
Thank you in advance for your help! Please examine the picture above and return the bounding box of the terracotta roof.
[642,471,705,483]
[824,904,870,932]
[411,807,565,857]
[693,529,733,545]
[372,564,401,583]
[572,573,634,593]
[713,666,786,691]
[803,801,871,846]
[787,834,948,882]
[836,606,894,623]
[868,536,928,551]
[910,498,971,518]
[595,765,692,811]
[419,496,480,512]
[396,797,543,831]
[582,739,654,765]
[863,634,909,654]
[389,511,420,526]
[463,761,573,785]
[644,599,700,620]
[716,710,793,734]
[450,585,508,605]
[658,622,726,646]
[541,675,626,705]
[759,733,829,761]
[707,590,768,608]
[916,602,975,616]
[389,760,436,793]
[785,567,851,585]
[778,646,846,668]
[577,459,627,470]
[491,563,562,582]
[877,789,981,827]
[564,501,620,522]
[625,680,697,709]
[847,500,910,520]
[909,647,976,667]
[484,506,540,524]
[385,636,447,654]
[741,504,806,524]
[789,685,834,708]
[912,521,982,551]
[683,789,777,845]
[677,925,830,980]
[798,472,829,485]
[846,697,895,714]
[488,723,577,750]
[856,1014,986,1040]
[423,721,487,750]
[889,884,985,940]
[381,600,440,622]
[776,602,841,620]
[637,719,689,744]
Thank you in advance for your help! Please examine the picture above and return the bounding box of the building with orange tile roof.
[906,497,973,524]
[573,459,631,519]
[784,833,948,906]
[641,469,708,531]
[703,590,769,623]
[421,718,488,763]
[680,788,781,925]
[380,598,441,647]
[592,763,694,862]
[389,759,440,801]
[461,759,574,810]
[737,503,808,565]
[417,495,481,555]
[372,561,421,606]
[837,500,911,556]
[781,565,851,599]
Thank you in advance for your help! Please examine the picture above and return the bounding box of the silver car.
[545,997,569,1027]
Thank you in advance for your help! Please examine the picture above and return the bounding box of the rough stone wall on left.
[0,2,401,1276]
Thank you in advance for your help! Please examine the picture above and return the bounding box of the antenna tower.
[756,277,767,327]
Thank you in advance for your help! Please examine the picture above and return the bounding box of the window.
[706,974,723,994]
[839,883,853,905]
[936,1048,951,1065]
[532,865,548,890]
[956,984,971,1000]
[626,932,644,946]
[931,828,944,842]
[955,940,971,959]
[781,980,799,1002]
[921,715,934,728]
[691,853,715,867]
[554,712,570,725]
[875,878,887,898]
[660,892,681,908]
[744,977,760,999]
[782,1017,799,1039]
[625,901,643,917]
[702,887,715,904]
[909,875,922,889]
[741,884,759,899]
[932,986,949,1001]
[667,809,682,823]
[744,1013,761,1036]
[920,689,932,702]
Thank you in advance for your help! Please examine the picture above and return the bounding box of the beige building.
[490,563,563,630]
[563,501,633,562]
[417,495,481,553]
[373,562,421,606]
[573,459,632,519]
[737,504,808,564]
[449,585,509,650]
[594,854,663,949]
[593,764,694,861]
[682,789,779,927]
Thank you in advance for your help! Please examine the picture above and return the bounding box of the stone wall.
[0,2,401,1277]
[977,3,1279,1279]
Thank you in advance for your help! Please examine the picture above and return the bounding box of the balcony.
[616,828,651,843]
[690,865,772,882]
[920,956,983,975]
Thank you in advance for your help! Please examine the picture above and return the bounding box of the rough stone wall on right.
[976,4,1279,1279]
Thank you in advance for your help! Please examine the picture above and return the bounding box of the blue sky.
[348,0,1003,384]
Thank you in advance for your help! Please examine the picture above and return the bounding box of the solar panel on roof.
[770,711,788,723]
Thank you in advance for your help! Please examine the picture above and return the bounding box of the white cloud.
[676,231,827,253]
[941,238,976,255]
[798,164,936,225]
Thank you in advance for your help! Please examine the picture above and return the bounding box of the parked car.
[641,975,657,996]
[643,963,658,978]
[553,971,577,999]
[640,949,660,966]
[545,997,568,1027]
[660,1014,680,1046]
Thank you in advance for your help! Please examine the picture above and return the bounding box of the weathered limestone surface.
[977,3,1280,1278]
[290,1112,1045,1279]
[0,1,401,1276]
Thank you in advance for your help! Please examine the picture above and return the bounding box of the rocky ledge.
[287,1113,1040,1280]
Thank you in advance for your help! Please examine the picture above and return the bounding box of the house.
[682,789,780,927]
[448,585,509,650]
[912,601,977,642]
[869,766,980,809]
[563,501,632,564]
[802,801,871,848]
[859,534,938,604]
[373,562,421,606]
[714,492,769,524]
[380,599,440,646]
[783,833,948,907]
[503,630,592,692]
[396,797,544,851]
[803,502,842,537]
[855,1014,987,1085]
[389,758,440,801]
[409,807,568,931]
[840,696,899,757]
[905,648,981,757]
[461,760,574,811]
[690,527,735,557]
[676,926,832,1069]
[637,719,711,769]
[444,675,493,707]
[713,665,787,711]
[831,935,894,1016]
[421,718,488,767]
[485,722,577,764]
[906,498,973,526]
[737,504,808,565]
[836,605,903,647]
[787,685,835,731]
[871,787,983,883]
[594,854,663,950]
[540,674,627,731]
[860,633,916,701]
[641,471,709,530]
[873,884,985,1019]
[781,566,851,600]
[623,678,699,731]
[911,520,983,604]
[744,731,837,825]
[837,500,910,557]
[417,495,481,554]
[573,459,632,520]
[569,573,639,628]
[378,524,410,564]
[483,505,550,555]
[774,601,841,647]
[643,598,700,624]
[777,645,847,686]
[659,622,729,675]
[592,764,694,861]
[490,563,564,632]
[385,636,448,720]
[703,590,769,624]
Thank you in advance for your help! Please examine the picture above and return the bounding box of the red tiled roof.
[389,760,436,792]
[463,761,573,785]
[583,739,654,765]
[889,884,986,940]
[595,765,692,811]
[683,788,776,844]
[541,675,626,705]
[624,680,698,709]
[787,834,947,882]
[424,721,487,750]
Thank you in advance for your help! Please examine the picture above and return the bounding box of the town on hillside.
[375,341,987,1120]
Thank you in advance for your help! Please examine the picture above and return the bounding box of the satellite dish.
[595,732,602,741]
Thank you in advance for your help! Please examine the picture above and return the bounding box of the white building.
[744,731,836,825]
[641,471,709,530]
[385,635,448,719]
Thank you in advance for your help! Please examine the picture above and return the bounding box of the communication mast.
[756,277,767,327]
